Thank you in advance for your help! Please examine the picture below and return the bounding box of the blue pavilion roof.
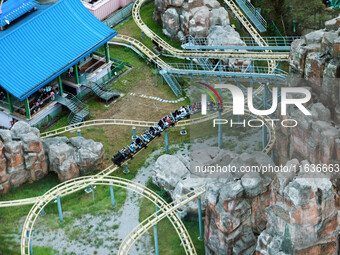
[0,0,117,100]
[0,0,39,28]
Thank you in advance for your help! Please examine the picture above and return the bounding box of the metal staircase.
[197,58,215,71]
[234,0,267,32]
[85,82,120,105]
[55,94,90,124]
[159,70,183,97]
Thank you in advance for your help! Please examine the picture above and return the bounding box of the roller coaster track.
[0,102,275,209]
[110,36,286,80]
[112,33,287,61]
[20,176,199,255]
[9,2,282,252]
[130,0,281,69]
[119,186,206,254]
[223,0,276,71]
[17,108,274,254]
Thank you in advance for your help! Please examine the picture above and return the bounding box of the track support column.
[24,98,31,120]
[40,204,46,216]
[124,165,129,174]
[26,230,33,255]
[218,110,223,149]
[262,85,268,150]
[91,186,95,204]
[198,196,203,240]
[110,185,116,207]
[57,195,63,223]
[6,92,13,114]
[153,205,160,255]
[165,130,169,154]
[132,127,137,139]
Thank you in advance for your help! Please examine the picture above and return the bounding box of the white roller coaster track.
[118,186,206,254]
[20,176,200,255]
[130,0,280,69]
[15,108,274,255]
[5,2,283,253]
[0,103,275,209]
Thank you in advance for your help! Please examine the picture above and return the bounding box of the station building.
[0,0,121,128]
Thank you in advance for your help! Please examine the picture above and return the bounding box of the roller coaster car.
[188,105,195,114]
[135,136,147,148]
[112,152,125,167]
[142,134,151,143]
[144,130,155,139]
[207,101,215,111]
[112,147,134,166]
[149,126,161,137]
[128,142,139,153]
[156,120,165,131]
[171,110,181,122]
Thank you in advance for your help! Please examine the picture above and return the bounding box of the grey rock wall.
[0,122,105,194]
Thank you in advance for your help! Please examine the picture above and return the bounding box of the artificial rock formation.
[0,122,104,194]
[152,152,339,254]
[256,162,338,255]
[276,15,340,165]
[153,0,242,43]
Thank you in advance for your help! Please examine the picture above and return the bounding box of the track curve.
[0,103,275,208]
[21,176,198,255]
[130,0,287,62]
[3,2,285,253]
[119,186,206,254]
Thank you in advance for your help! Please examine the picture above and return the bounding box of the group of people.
[30,87,57,115]
[112,106,191,167]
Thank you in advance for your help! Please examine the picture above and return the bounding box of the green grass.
[140,2,183,49]
[0,123,191,253]
[33,246,55,255]
[0,2,213,254]
[139,179,205,255]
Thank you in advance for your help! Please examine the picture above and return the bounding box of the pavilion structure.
[0,0,119,128]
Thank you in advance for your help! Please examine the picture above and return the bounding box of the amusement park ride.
[0,0,338,254]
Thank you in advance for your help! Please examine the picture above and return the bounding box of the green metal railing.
[104,3,134,28]
[269,20,283,37]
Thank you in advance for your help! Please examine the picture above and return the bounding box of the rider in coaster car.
[122,147,132,158]
[164,116,172,124]
[129,142,137,153]
[172,110,180,120]
[142,132,151,142]
[145,130,154,138]
[135,136,145,148]
[196,102,201,111]
[149,126,158,136]
[157,119,164,131]
[162,117,169,128]
[180,106,187,117]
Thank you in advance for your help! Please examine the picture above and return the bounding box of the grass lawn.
[139,179,205,255]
